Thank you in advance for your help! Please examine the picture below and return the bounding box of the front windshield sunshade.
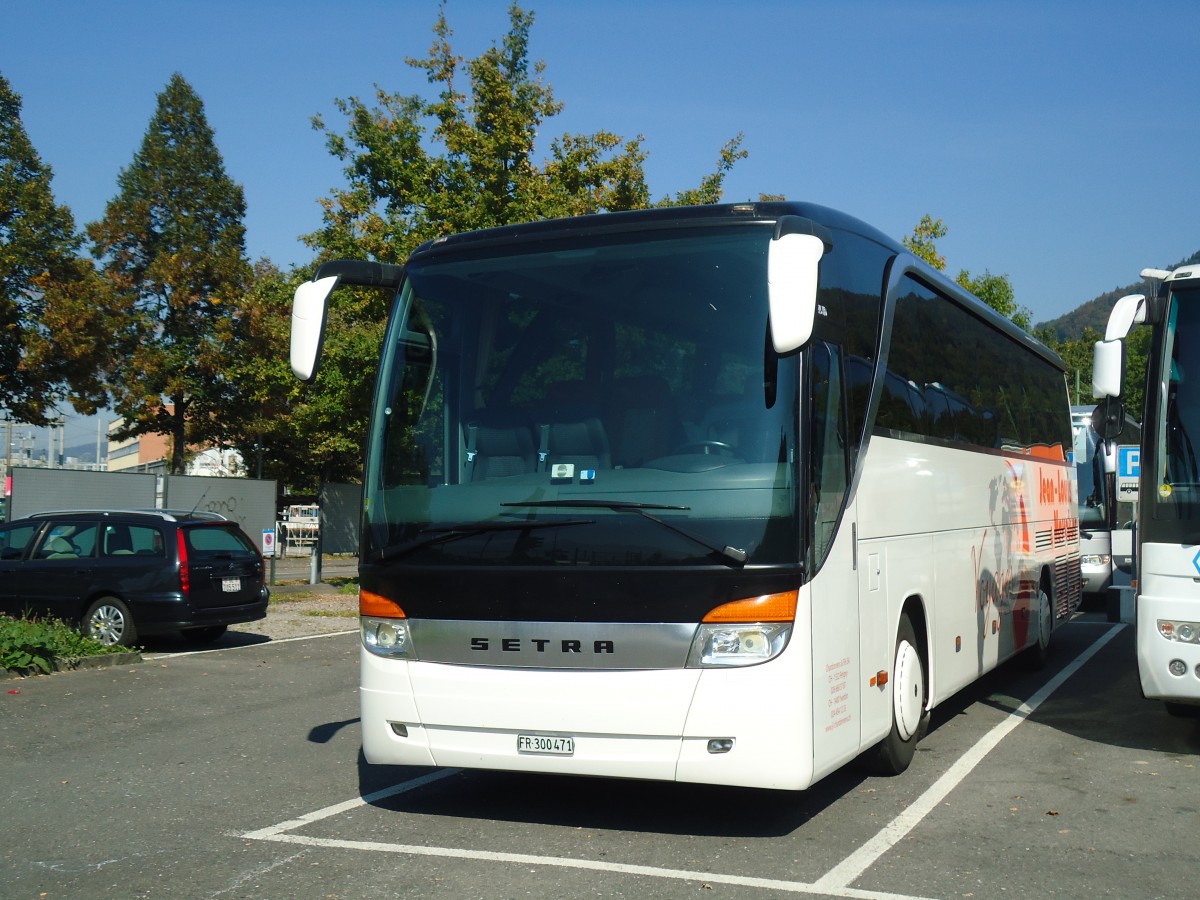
[364,225,799,567]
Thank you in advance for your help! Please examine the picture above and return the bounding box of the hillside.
[1037,248,1200,341]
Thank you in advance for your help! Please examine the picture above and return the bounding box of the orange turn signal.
[702,590,798,624]
[360,589,407,619]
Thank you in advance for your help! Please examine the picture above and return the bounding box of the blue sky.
[3,0,1198,448]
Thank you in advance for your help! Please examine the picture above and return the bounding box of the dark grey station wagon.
[0,509,269,646]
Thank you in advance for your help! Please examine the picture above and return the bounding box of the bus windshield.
[1151,286,1200,537]
[363,224,799,568]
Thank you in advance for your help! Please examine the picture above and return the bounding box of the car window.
[0,523,40,560]
[37,522,99,560]
[185,524,257,557]
[102,524,164,557]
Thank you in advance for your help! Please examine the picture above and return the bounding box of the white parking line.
[813,622,1125,892]
[243,624,1126,899]
[144,629,357,660]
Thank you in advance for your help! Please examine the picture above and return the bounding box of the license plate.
[517,734,575,756]
[221,577,241,593]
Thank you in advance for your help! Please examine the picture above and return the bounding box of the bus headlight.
[687,623,791,667]
[1158,620,1200,644]
[362,616,413,658]
[1080,554,1110,567]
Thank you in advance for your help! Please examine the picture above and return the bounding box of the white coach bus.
[1094,262,1200,715]
[292,202,1081,790]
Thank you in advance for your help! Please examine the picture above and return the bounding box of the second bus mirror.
[767,232,824,354]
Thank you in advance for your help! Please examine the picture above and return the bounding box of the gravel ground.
[239,587,359,641]
[231,554,361,642]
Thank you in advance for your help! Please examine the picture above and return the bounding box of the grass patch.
[302,609,358,618]
[1,615,131,675]
[268,580,359,604]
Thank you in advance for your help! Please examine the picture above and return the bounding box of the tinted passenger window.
[0,524,39,560]
[885,276,1070,453]
[38,522,99,560]
[186,526,256,556]
[102,524,164,557]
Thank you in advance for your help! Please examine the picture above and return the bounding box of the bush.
[0,615,131,675]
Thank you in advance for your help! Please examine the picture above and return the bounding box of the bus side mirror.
[1091,338,1123,401]
[767,232,825,354]
[1092,291,1149,404]
[291,275,338,382]
[1091,396,1126,442]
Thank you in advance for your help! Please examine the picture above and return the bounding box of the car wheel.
[181,625,227,644]
[83,597,137,647]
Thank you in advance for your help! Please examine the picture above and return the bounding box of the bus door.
[806,340,862,767]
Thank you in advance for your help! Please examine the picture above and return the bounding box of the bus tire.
[1021,584,1054,670]
[868,613,928,776]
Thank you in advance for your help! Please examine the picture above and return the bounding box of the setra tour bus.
[291,202,1081,789]
[1094,262,1200,715]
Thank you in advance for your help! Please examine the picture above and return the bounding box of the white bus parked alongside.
[1073,405,1140,600]
[1094,262,1200,715]
[293,202,1081,789]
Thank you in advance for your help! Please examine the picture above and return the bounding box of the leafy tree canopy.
[307,1,744,264]
[85,73,251,474]
[0,71,91,423]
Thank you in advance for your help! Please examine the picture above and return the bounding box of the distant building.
[106,414,243,476]
[106,423,170,474]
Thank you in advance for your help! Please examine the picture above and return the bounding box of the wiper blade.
[501,499,747,566]
[503,499,689,511]
[371,518,594,563]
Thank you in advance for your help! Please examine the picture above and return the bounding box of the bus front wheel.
[868,613,928,776]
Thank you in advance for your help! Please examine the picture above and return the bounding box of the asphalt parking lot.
[2,608,1198,900]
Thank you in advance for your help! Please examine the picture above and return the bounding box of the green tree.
[1047,326,1102,406]
[220,262,378,488]
[1037,322,1150,423]
[902,214,947,271]
[86,73,251,474]
[290,1,745,484]
[217,263,315,484]
[0,72,94,423]
[309,2,744,263]
[903,214,1033,329]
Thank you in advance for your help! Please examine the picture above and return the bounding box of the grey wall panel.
[319,482,362,555]
[10,468,157,519]
[162,475,278,552]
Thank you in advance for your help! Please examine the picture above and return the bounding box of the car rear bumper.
[128,594,269,636]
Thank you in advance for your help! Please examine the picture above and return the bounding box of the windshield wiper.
[370,518,594,563]
[501,499,748,566]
